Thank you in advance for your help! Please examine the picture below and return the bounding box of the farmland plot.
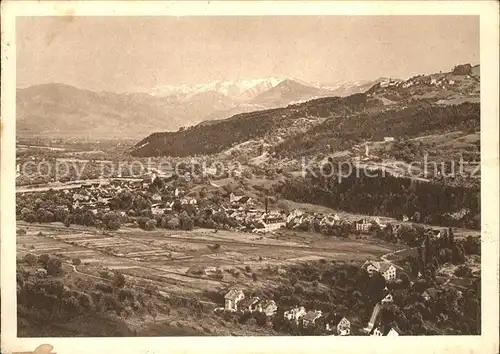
[17,223,397,296]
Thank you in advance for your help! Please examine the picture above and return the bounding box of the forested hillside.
[279,170,480,229]
[131,93,378,157]
[275,102,480,157]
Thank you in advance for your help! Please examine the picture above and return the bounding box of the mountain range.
[131,64,480,158]
[16,77,382,139]
[150,77,283,101]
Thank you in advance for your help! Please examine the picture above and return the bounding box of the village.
[15,147,481,338]
[10,9,489,341]
[17,164,453,237]
[15,127,481,337]
[215,258,403,336]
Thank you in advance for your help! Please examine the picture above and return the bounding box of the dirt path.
[65,262,111,282]
[380,248,409,270]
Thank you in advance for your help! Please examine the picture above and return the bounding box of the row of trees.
[23,253,63,275]
[280,170,480,229]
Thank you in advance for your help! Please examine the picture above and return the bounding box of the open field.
[17,221,405,335]
[17,222,396,297]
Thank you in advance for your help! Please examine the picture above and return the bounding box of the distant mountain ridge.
[131,64,480,158]
[250,79,332,106]
[18,64,475,140]
[17,77,382,138]
[17,83,183,139]
[150,77,283,101]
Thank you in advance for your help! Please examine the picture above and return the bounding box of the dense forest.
[131,93,377,157]
[278,170,480,229]
[276,102,480,157]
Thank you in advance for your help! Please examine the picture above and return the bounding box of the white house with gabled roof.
[224,289,245,312]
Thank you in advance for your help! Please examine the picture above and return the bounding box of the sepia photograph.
[1,1,499,354]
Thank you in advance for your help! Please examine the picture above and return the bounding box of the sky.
[17,16,479,93]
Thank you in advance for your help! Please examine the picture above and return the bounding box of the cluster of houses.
[62,178,151,212]
[211,193,287,233]
[64,179,404,237]
[380,73,460,91]
[219,285,401,336]
[29,172,199,216]
[218,289,353,335]
[217,289,278,317]
[379,78,403,88]
[283,306,352,336]
[285,209,387,233]
[362,260,398,281]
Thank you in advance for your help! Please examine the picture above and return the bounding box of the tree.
[459,322,471,334]
[172,200,183,213]
[367,272,386,303]
[137,216,149,229]
[454,265,472,278]
[448,227,455,245]
[350,290,363,309]
[147,302,158,323]
[151,176,165,191]
[252,273,258,282]
[179,212,194,230]
[38,209,55,223]
[55,208,69,223]
[23,253,38,265]
[133,195,151,212]
[113,272,126,288]
[72,258,82,266]
[294,284,304,295]
[73,212,84,225]
[82,211,95,226]
[78,292,94,309]
[144,219,157,231]
[145,284,159,296]
[452,244,466,264]
[24,213,37,223]
[162,216,180,229]
[254,311,267,327]
[198,187,207,199]
[63,295,81,312]
[38,254,50,267]
[46,258,63,276]
[355,267,370,291]
[399,272,411,288]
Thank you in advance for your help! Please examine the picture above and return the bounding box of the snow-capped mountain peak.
[151,77,284,100]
